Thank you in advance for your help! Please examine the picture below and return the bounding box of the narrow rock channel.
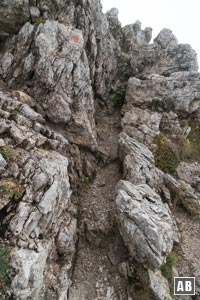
[69,103,129,300]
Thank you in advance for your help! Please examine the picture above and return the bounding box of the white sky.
[101,0,200,65]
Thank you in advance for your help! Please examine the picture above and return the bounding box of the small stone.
[0,153,7,173]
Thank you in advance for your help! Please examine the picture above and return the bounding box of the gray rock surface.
[119,132,163,189]
[126,72,200,114]
[121,106,161,147]
[0,0,30,38]
[148,269,172,300]
[164,173,200,215]
[129,28,198,76]
[7,149,76,299]
[0,21,97,148]
[176,162,200,192]
[0,153,7,173]
[116,180,179,269]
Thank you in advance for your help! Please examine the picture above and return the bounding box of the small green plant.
[161,252,177,297]
[0,146,13,162]
[177,118,200,163]
[177,135,192,161]
[173,189,184,210]
[0,246,9,299]
[154,134,179,174]
[110,84,127,109]
[10,110,20,121]
[35,16,45,25]
[0,180,24,201]
[81,175,90,185]
[161,252,177,280]
[41,142,52,151]
[187,120,200,163]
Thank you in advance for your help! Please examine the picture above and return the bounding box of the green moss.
[0,146,13,162]
[0,246,9,299]
[154,134,179,174]
[161,252,177,280]
[0,180,24,201]
[35,16,45,25]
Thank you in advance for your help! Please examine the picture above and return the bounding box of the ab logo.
[174,277,195,295]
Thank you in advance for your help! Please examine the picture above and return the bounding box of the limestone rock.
[160,112,183,138]
[1,21,97,148]
[0,153,7,173]
[30,6,41,23]
[126,72,200,114]
[164,173,200,215]
[129,28,198,77]
[3,148,77,300]
[122,21,152,47]
[0,0,30,39]
[176,162,200,192]
[10,244,49,300]
[121,106,161,146]
[119,132,163,189]
[148,269,172,300]
[116,180,179,269]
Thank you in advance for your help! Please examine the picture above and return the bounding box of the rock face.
[126,72,200,114]
[0,0,30,39]
[129,28,198,76]
[7,149,76,299]
[0,21,97,148]
[0,1,200,300]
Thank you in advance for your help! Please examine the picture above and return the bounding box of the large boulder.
[164,173,200,215]
[119,132,163,189]
[148,269,173,300]
[116,180,179,269]
[0,21,97,148]
[121,106,161,147]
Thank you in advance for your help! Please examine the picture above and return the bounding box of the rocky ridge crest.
[0,1,200,300]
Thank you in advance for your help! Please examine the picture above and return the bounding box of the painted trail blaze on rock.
[72,35,79,43]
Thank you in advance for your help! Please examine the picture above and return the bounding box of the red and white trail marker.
[72,35,80,43]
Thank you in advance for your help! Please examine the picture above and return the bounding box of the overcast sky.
[101,0,200,65]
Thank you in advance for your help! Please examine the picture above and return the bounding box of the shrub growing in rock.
[0,146,13,162]
[154,134,179,174]
[0,246,9,299]
[161,253,177,279]
[35,16,45,25]
[0,180,24,201]
[110,84,127,108]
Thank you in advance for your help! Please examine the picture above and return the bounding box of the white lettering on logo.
[185,281,192,292]
[177,281,184,292]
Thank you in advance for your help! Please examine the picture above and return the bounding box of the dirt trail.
[174,209,200,300]
[68,103,129,300]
